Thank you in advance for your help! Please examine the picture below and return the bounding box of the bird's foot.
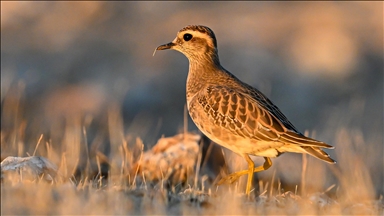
[217,170,248,185]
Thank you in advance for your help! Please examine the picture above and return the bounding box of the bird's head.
[154,25,219,65]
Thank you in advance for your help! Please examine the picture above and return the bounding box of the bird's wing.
[243,84,334,148]
[198,85,333,148]
[242,82,300,133]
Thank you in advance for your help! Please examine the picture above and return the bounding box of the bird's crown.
[178,25,217,48]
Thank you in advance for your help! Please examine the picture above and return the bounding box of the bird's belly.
[202,128,283,158]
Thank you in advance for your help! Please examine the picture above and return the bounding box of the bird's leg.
[217,157,272,194]
[244,154,255,195]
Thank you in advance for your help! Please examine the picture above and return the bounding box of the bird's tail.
[301,146,336,164]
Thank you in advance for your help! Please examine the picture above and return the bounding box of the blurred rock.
[130,133,200,185]
[1,156,57,182]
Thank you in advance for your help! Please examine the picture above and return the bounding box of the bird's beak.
[153,42,175,56]
[156,42,175,50]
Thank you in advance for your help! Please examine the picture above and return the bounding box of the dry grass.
[1,84,383,215]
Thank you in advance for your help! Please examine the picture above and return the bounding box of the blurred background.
[1,2,383,196]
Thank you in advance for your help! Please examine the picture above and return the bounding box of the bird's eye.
[183,33,193,41]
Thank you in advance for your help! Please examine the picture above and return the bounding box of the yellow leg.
[217,156,272,195]
[244,154,255,195]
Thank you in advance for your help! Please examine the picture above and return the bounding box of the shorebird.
[154,25,335,195]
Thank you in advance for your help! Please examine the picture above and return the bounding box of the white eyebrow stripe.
[179,30,215,48]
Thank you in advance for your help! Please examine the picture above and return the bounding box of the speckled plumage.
[155,25,335,195]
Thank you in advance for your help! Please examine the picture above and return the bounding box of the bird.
[154,25,335,195]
